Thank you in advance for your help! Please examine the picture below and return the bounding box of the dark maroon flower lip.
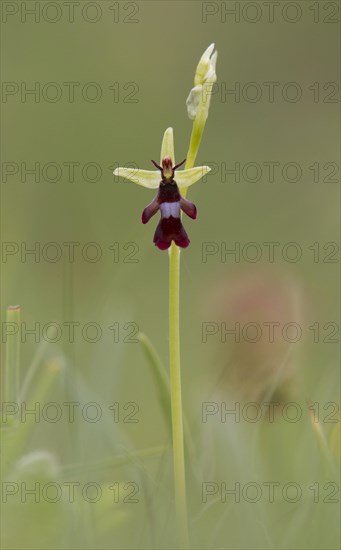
[154,217,190,250]
[142,157,197,250]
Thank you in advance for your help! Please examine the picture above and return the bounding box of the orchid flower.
[113,128,211,250]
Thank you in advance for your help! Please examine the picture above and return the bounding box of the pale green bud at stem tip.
[186,43,218,121]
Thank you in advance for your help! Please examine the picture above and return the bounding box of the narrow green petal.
[160,127,175,164]
[175,166,211,189]
[113,168,160,189]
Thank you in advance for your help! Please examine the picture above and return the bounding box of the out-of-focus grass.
[1,309,340,548]
[1,1,340,548]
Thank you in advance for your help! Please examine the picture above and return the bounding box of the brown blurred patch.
[203,267,305,405]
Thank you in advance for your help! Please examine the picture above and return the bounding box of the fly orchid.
[113,46,217,547]
[113,128,211,250]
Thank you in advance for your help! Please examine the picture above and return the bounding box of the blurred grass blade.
[138,332,198,473]
[18,340,49,403]
[137,332,171,430]
[307,404,338,476]
[329,422,340,464]
[62,259,75,362]
[4,305,21,404]
[4,357,64,468]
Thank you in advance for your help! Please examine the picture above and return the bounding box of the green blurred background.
[1,1,340,548]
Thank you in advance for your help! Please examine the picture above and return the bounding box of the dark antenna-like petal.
[151,160,162,171]
[173,159,186,171]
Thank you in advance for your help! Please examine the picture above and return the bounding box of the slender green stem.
[184,112,207,175]
[169,241,189,548]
